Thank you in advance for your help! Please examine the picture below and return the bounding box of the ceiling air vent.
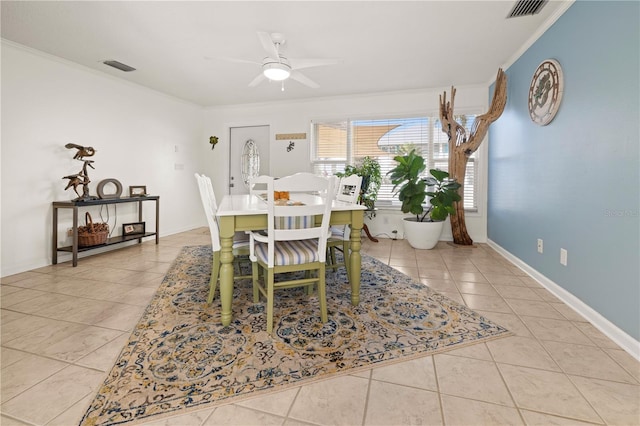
[102,60,136,72]
[507,0,548,18]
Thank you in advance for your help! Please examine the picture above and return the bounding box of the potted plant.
[388,149,461,249]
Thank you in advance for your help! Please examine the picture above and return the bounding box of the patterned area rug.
[80,246,510,426]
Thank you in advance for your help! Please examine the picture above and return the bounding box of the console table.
[52,196,159,267]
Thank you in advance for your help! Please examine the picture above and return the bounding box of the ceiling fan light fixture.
[263,62,291,81]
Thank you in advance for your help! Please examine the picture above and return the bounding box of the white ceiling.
[1,1,570,107]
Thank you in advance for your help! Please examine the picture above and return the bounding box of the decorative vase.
[402,217,445,249]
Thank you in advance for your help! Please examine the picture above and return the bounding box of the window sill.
[373,205,480,216]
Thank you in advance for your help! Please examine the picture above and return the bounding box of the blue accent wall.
[488,1,639,340]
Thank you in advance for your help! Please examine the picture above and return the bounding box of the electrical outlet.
[560,248,568,266]
[67,228,74,237]
[537,238,543,254]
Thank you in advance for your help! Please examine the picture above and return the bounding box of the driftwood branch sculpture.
[439,69,507,245]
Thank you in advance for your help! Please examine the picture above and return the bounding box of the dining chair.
[194,173,251,304]
[196,173,219,211]
[196,173,250,243]
[327,174,362,282]
[249,173,335,334]
[249,175,271,198]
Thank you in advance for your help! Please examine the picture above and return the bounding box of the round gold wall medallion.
[528,59,564,126]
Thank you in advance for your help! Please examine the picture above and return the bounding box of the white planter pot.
[403,217,445,249]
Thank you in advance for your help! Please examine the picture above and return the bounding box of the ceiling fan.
[222,32,338,89]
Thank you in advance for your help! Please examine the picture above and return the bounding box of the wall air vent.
[102,60,136,72]
[507,0,548,18]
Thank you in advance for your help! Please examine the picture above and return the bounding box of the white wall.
[201,87,490,242]
[1,42,204,276]
[1,41,491,277]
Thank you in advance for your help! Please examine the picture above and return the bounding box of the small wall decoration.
[62,143,98,201]
[123,222,145,236]
[96,178,123,199]
[286,141,295,152]
[528,59,564,126]
[275,133,306,140]
[209,136,219,150]
[129,185,147,197]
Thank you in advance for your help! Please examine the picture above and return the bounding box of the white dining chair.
[195,173,219,211]
[327,174,362,281]
[249,175,271,198]
[195,173,251,304]
[248,173,335,334]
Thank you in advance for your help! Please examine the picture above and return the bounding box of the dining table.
[216,193,367,326]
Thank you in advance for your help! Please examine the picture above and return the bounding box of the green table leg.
[218,216,235,326]
[349,210,364,306]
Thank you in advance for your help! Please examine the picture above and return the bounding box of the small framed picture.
[129,185,147,197]
[123,222,145,236]
[341,184,357,197]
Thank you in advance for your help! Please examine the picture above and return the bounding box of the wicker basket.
[78,212,109,247]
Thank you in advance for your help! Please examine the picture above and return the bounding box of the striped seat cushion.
[255,239,320,266]
[275,215,314,230]
[329,225,346,239]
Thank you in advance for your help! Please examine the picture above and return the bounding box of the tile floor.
[1,228,639,425]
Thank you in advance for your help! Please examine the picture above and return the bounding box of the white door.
[229,125,270,195]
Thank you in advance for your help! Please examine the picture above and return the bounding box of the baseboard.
[487,239,640,361]
[1,225,194,278]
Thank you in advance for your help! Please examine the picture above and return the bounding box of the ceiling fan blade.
[248,73,266,87]
[289,58,339,70]
[257,31,280,60]
[290,71,319,89]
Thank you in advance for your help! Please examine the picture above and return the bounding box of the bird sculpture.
[62,143,98,201]
[65,143,96,160]
[62,174,85,198]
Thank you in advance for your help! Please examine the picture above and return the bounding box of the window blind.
[311,114,478,210]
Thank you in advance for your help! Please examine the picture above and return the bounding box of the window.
[311,115,478,210]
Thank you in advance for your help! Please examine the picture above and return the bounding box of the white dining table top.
[217,193,366,217]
